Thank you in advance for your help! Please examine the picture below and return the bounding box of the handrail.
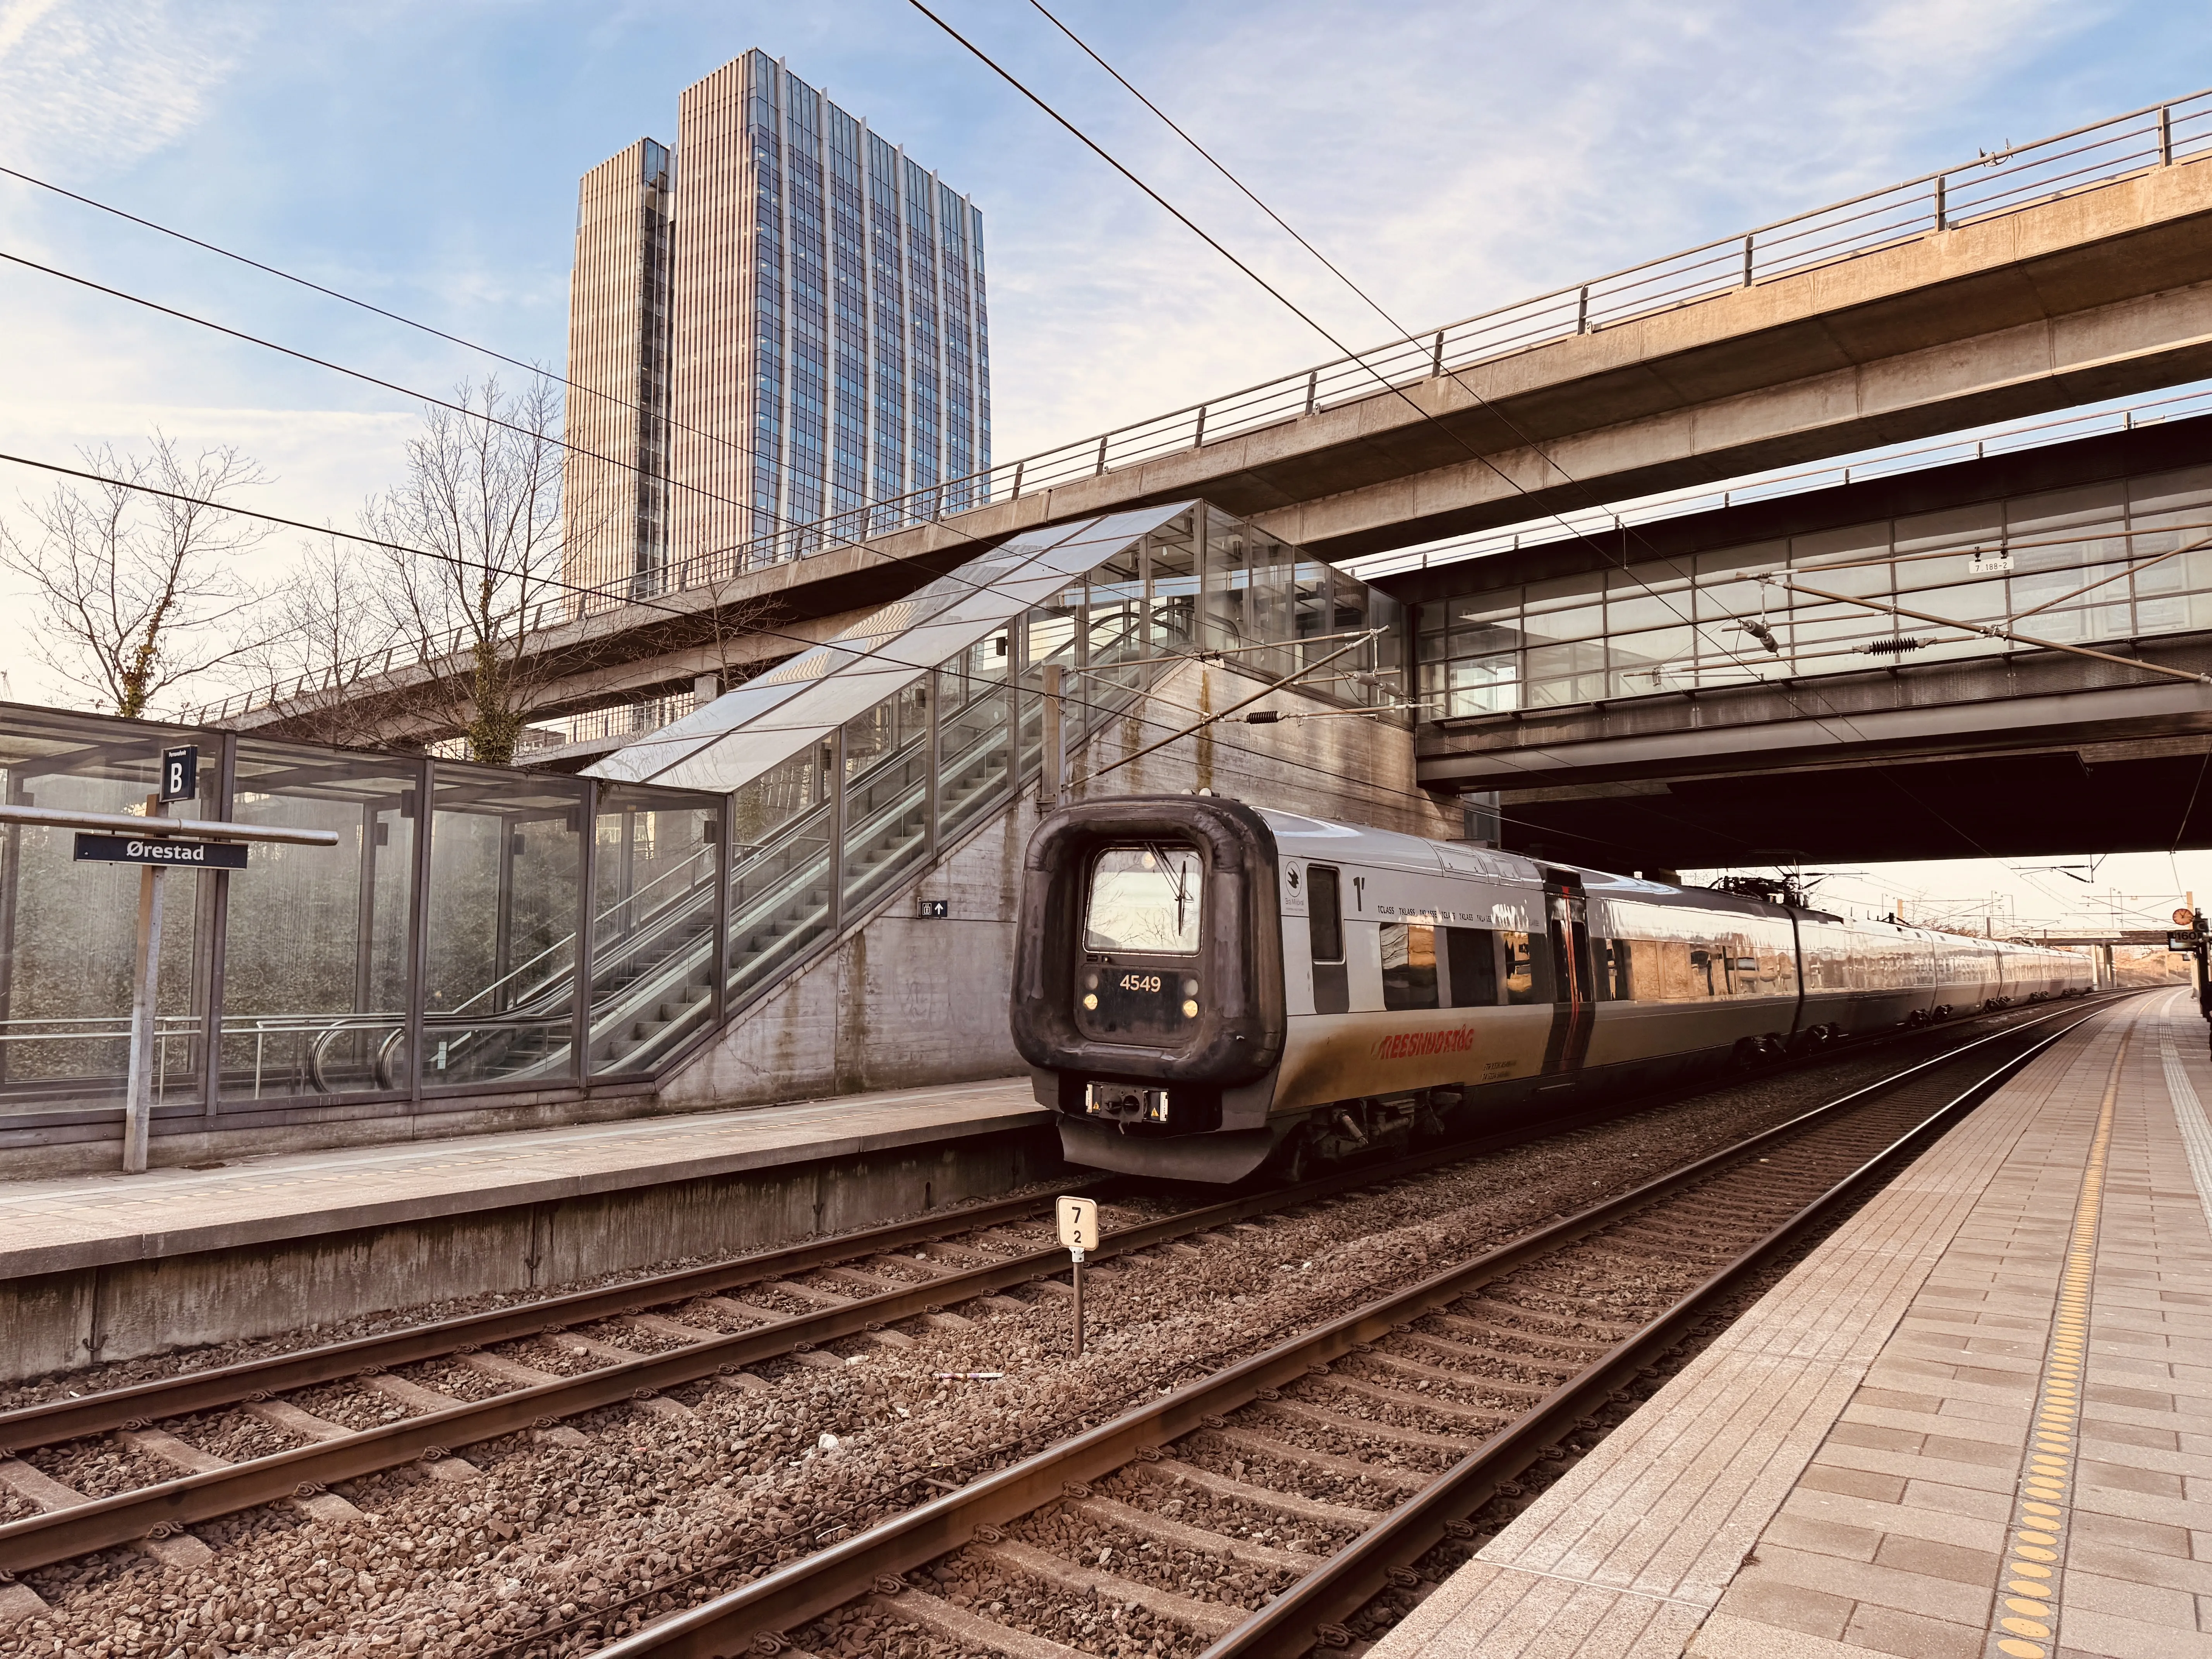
[0,804,340,846]
[189,88,2212,731]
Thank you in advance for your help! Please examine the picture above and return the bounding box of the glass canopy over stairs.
[0,503,1400,1147]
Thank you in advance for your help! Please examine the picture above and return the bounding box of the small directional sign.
[159,745,199,804]
[74,834,246,869]
[1057,1196,1100,1254]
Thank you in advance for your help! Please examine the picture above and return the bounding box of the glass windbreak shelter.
[0,706,724,1147]
[591,500,1405,1020]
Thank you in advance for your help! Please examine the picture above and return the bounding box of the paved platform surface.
[0,1077,1042,1279]
[1370,989,2212,1659]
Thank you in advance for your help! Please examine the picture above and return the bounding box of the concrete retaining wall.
[0,1116,1062,1384]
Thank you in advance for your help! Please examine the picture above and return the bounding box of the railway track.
[578,998,2111,1659]
[0,995,2112,1624]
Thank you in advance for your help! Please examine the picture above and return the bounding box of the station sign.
[159,745,199,804]
[74,833,246,870]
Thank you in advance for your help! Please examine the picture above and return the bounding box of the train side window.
[1501,929,1553,1005]
[1308,865,1344,963]
[1444,926,1498,1006]
[1593,938,1633,1001]
[1381,923,1440,1010]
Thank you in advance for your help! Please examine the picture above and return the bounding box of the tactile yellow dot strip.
[1985,1033,2124,1659]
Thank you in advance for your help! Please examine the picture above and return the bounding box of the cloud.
[0,0,259,170]
[976,0,2110,462]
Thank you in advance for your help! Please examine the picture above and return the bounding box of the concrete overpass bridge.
[196,90,2212,756]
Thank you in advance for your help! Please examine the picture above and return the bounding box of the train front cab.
[1010,797,1288,1181]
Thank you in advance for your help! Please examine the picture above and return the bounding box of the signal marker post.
[1057,1195,1100,1358]
[0,771,340,1173]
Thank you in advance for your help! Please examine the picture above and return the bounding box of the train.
[1009,795,2093,1183]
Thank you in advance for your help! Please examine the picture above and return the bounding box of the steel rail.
[1,992,2043,1456]
[0,1088,1727,1571]
[1202,1005,2105,1657]
[584,1000,2107,1659]
[0,996,2110,1577]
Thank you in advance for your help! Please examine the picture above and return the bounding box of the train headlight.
[1083,970,1101,991]
[1182,999,1199,1017]
[1082,994,1098,1010]
[1181,977,1199,996]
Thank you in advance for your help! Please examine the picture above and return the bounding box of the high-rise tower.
[562,139,673,598]
[563,50,990,598]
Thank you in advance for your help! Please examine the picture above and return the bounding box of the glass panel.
[220,747,419,1102]
[1307,866,1343,963]
[590,788,718,1077]
[423,768,584,1089]
[1606,564,1694,634]
[1380,923,1439,1009]
[938,642,1012,846]
[1422,653,1518,717]
[1200,505,1253,653]
[1524,640,1607,706]
[1147,513,1198,656]
[726,775,833,1012]
[0,715,216,1122]
[1607,626,1692,696]
[1291,559,1330,668]
[1501,929,1553,1004]
[1084,845,1201,954]
[840,695,933,927]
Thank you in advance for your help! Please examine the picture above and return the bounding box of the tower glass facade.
[562,140,674,598]
[564,50,990,599]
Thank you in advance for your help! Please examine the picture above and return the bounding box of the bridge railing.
[1350,385,2212,580]
[189,89,2212,730]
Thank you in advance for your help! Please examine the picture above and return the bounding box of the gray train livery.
[1009,797,2091,1183]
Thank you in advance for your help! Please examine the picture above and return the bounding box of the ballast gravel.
[0,1010,2067,1658]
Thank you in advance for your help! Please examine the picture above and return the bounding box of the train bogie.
[1010,797,2094,1184]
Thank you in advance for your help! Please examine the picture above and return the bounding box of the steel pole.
[1072,1255,1084,1359]
[122,799,168,1173]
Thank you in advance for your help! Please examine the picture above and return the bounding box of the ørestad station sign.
[68,744,252,870]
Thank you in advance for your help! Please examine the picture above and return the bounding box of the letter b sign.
[160,745,199,805]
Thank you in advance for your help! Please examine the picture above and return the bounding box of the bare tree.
[240,531,407,748]
[0,434,279,718]
[365,377,578,766]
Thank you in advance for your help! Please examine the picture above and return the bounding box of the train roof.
[1250,806,2081,957]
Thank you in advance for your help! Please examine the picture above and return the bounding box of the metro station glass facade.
[1415,462,2212,718]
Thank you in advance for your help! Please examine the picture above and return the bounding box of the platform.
[1371,989,2212,1659]
[0,1077,1053,1382]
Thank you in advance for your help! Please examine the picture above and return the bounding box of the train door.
[1540,870,1597,1075]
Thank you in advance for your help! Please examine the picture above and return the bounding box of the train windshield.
[1084,845,1203,954]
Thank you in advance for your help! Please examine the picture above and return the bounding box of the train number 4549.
[1118,973,1164,993]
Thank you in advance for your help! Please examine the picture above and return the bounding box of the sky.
[2,0,2210,932]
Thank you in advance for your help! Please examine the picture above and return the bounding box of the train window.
[1381,924,1440,1010]
[1593,938,1633,1000]
[1084,845,1203,954]
[1308,865,1344,963]
[1444,926,1498,1006]
[1501,930,1553,1005]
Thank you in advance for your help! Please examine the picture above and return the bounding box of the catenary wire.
[943,0,2011,865]
[5,43,2016,866]
[0,447,1683,856]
